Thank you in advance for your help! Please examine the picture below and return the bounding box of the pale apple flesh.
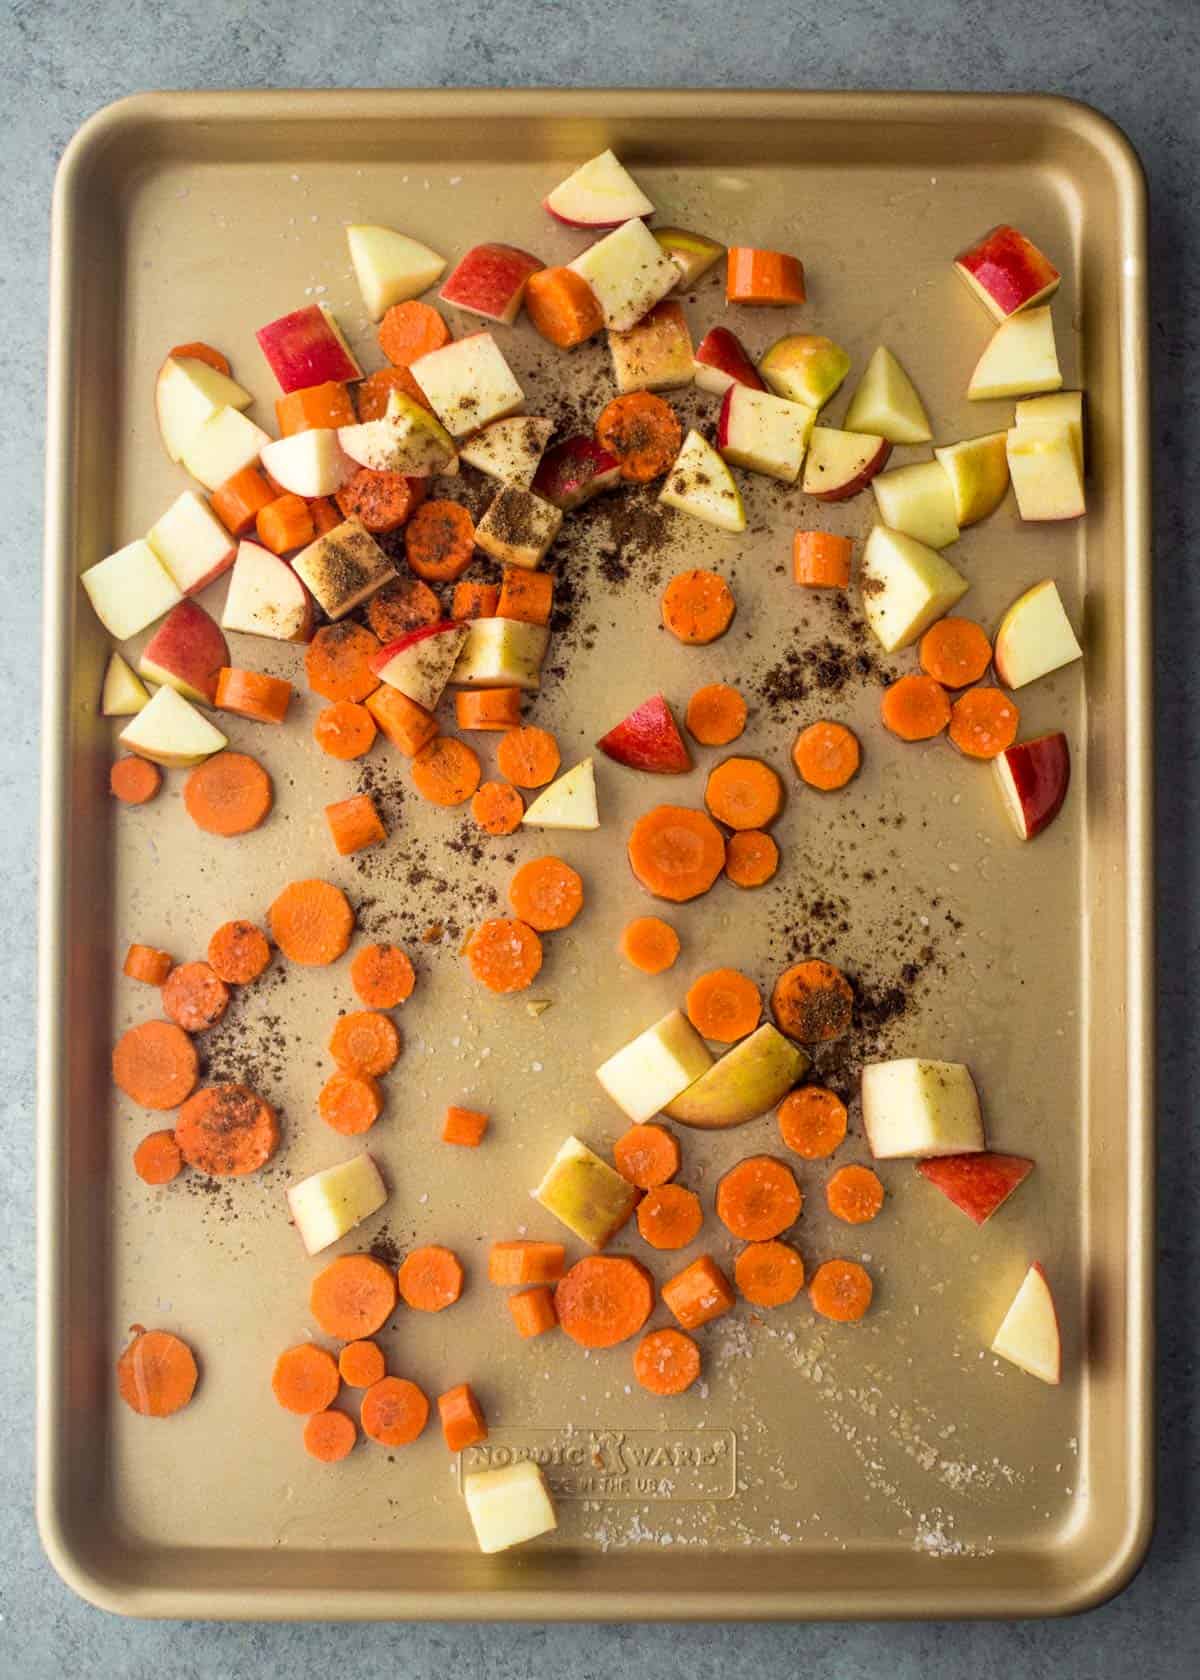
[653,225,725,287]
[568,217,678,333]
[664,1024,810,1129]
[410,332,526,439]
[220,540,314,643]
[81,540,182,642]
[146,490,237,596]
[439,242,545,325]
[521,758,598,829]
[287,1153,388,1255]
[451,618,550,690]
[954,224,1061,321]
[994,732,1071,839]
[544,148,654,228]
[137,599,229,705]
[154,355,253,463]
[993,579,1083,689]
[346,223,446,319]
[859,525,969,653]
[474,485,562,569]
[843,345,932,444]
[967,306,1061,401]
[718,385,815,483]
[990,1262,1062,1384]
[181,406,272,493]
[801,426,891,501]
[861,1057,984,1159]
[459,416,554,487]
[119,683,227,768]
[933,432,1010,525]
[532,1135,638,1247]
[260,428,355,498]
[871,460,960,548]
[608,301,694,393]
[1015,390,1084,467]
[463,1461,557,1554]
[1006,422,1086,520]
[660,429,747,533]
[596,1009,714,1123]
[337,390,457,476]
[100,652,149,717]
[370,621,468,712]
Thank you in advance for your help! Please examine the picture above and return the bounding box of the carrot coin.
[175,1083,279,1176]
[771,960,853,1042]
[116,1328,198,1417]
[112,1019,199,1110]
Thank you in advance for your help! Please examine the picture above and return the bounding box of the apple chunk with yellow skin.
[288,1153,388,1255]
[861,1058,984,1159]
[933,432,1010,526]
[596,1009,714,1123]
[993,579,1083,688]
[759,333,850,411]
[871,460,960,549]
[464,1461,557,1554]
[843,346,932,444]
[859,525,969,653]
[653,225,724,288]
[452,618,549,691]
[990,1262,1061,1384]
[665,1024,809,1129]
[119,684,227,768]
[338,389,457,476]
[533,1135,638,1247]
[1015,390,1084,466]
[1006,422,1085,520]
[968,306,1061,400]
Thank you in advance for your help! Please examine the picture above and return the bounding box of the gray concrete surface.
[3,1,1196,1674]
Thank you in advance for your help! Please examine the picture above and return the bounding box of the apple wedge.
[1006,422,1086,520]
[463,1461,557,1554]
[596,1009,714,1123]
[859,525,969,653]
[137,599,229,705]
[933,432,1010,526]
[861,1058,984,1160]
[146,490,237,596]
[287,1152,388,1255]
[1015,390,1084,467]
[221,539,314,642]
[370,620,468,712]
[346,224,446,318]
[337,389,457,476]
[654,225,724,288]
[531,436,621,510]
[452,618,550,691]
[597,694,692,774]
[154,355,254,463]
[521,759,598,830]
[760,333,850,411]
[568,218,678,333]
[968,306,1061,400]
[693,326,766,396]
[801,427,891,501]
[609,301,694,393]
[256,303,362,393]
[843,346,932,445]
[260,428,355,498]
[664,1024,810,1130]
[994,731,1071,839]
[440,243,545,325]
[410,332,525,439]
[990,1262,1062,1384]
[993,579,1082,689]
[532,1135,638,1247]
[81,539,182,641]
[119,683,227,768]
[459,417,554,488]
[100,652,149,717]
[474,485,562,570]
[660,429,746,534]
[181,407,272,493]
[718,385,816,483]
[916,1151,1033,1225]
[871,461,960,549]
[545,149,654,227]
[954,225,1060,321]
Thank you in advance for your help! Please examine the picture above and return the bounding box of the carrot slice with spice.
[810,1259,873,1323]
[685,967,762,1043]
[356,364,435,421]
[948,687,1020,760]
[207,919,271,985]
[411,735,482,806]
[471,780,525,835]
[351,943,415,1008]
[488,1241,565,1286]
[123,943,173,986]
[442,1105,489,1145]
[398,1245,464,1312]
[175,1083,279,1176]
[554,1256,654,1348]
[304,1409,357,1463]
[365,685,439,756]
[627,805,726,902]
[305,622,382,703]
[214,667,293,725]
[705,757,783,830]
[464,917,543,993]
[526,266,604,348]
[438,1382,487,1451]
[112,1020,198,1110]
[661,1255,734,1330]
[405,500,476,583]
[661,569,736,645]
[636,1183,703,1251]
[338,1340,385,1388]
[161,961,230,1033]
[170,341,230,375]
[379,300,450,366]
[685,682,747,746]
[619,915,680,973]
[496,725,561,789]
[792,529,852,588]
[269,879,354,967]
[508,855,583,931]
[734,1239,805,1307]
[319,1070,383,1135]
[792,721,861,791]
[724,829,779,888]
[451,580,500,620]
[772,959,853,1042]
[132,1129,183,1185]
[360,1376,428,1445]
[329,1010,401,1077]
[508,1285,558,1338]
[496,567,553,626]
[272,1343,340,1414]
[715,1156,802,1240]
[826,1163,885,1224]
[326,793,386,856]
[919,616,993,688]
[614,1123,680,1190]
[777,1086,847,1158]
[310,1254,397,1340]
[336,468,420,535]
[116,1328,198,1417]
[881,673,951,742]
[633,1328,701,1396]
[455,688,523,732]
[596,392,682,482]
[367,576,442,640]
[110,756,161,806]
[183,751,273,837]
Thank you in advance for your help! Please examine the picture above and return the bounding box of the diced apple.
[1006,422,1086,520]
[861,1058,984,1160]
[968,306,1061,400]
[346,224,446,319]
[474,484,562,569]
[154,355,254,463]
[292,519,395,621]
[81,539,182,640]
[410,332,525,439]
[994,731,1071,840]
[596,1009,714,1124]
[608,301,694,393]
[692,326,765,396]
[954,225,1061,321]
[260,428,355,498]
[459,416,554,488]
[916,1151,1034,1225]
[531,437,621,510]
[598,694,692,773]
[145,490,236,596]
[993,579,1082,689]
[370,620,469,712]
[545,149,654,228]
[1015,390,1084,467]
[933,432,1010,526]
[100,652,149,717]
[802,426,892,501]
[181,407,272,493]
[990,1262,1062,1384]
[653,225,724,288]
[843,346,932,444]
[440,243,544,325]
[337,391,457,478]
[137,600,229,705]
[568,218,678,333]
[256,303,363,393]
[118,683,227,767]
[532,1135,638,1247]
[659,429,746,534]
[759,333,850,410]
[287,1152,388,1256]
[871,461,960,549]
[452,618,550,691]
[717,385,816,483]
[221,539,315,643]
[521,758,598,829]
[664,1024,810,1130]
[859,525,969,653]
[463,1461,557,1554]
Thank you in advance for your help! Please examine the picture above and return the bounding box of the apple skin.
[531,436,621,510]
[954,224,1061,321]
[802,427,892,502]
[439,243,544,325]
[119,684,227,767]
[693,326,766,395]
[916,1151,1034,1224]
[543,149,654,229]
[759,333,850,410]
[370,620,467,710]
[137,600,229,706]
[664,1024,810,1129]
[598,694,692,774]
[256,304,362,393]
[933,432,1010,526]
[993,732,1071,840]
[653,225,725,287]
[993,579,1082,689]
[990,1261,1062,1385]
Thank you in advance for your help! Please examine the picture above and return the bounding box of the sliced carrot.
[305,622,382,703]
[275,380,355,435]
[183,751,272,837]
[880,673,951,742]
[256,493,315,555]
[919,616,993,688]
[619,914,680,973]
[112,1019,198,1110]
[661,569,735,645]
[471,779,524,836]
[365,685,439,757]
[685,682,747,746]
[356,364,435,421]
[175,1082,279,1176]
[661,1255,734,1330]
[338,1339,385,1388]
[451,580,500,620]
[489,1241,565,1286]
[326,792,386,856]
[207,919,271,985]
[351,943,415,1008]
[123,943,173,986]
[496,725,561,789]
[336,468,419,535]
[614,1123,680,1190]
[554,1256,654,1348]
[685,967,762,1043]
[948,687,1020,760]
[726,247,806,305]
[215,667,293,725]
[161,960,230,1033]
[826,1164,885,1224]
[596,392,682,482]
[304,1409,357,1462]
[319,1070,383,1135]
[310,496,343,536]
[110,756,161,806]
[810,1259,873,1323]
[777,1086,847,1159]
[272,1343,340,1415]
[329,1009,401,1077]
[724,829,779,888]
[508,855,583,931]
[438,1382,487,1451]
[133,1129,183,1185]
[636,1183,702,1251]
[716,1155,802,1240]
[792,721,861,791]
[269,878,354,967]
[705,757,783,830]
[170,341,230,375]
[211,466,274,536]
[772,959,853,1042]
[379,300,450,367]
[464,917,543,993]
[735,1239,805,1307]
[411,735,482,806]
[405,500,476,583]
[455,688,522,732]
[633,1328,701,1396]
[627,805,726,902]
[310,1254,397,1340]
[360,1376,428,1446]
[508,1285,558,1338]
[525,265,604,349]
[442,1105,489,1146]
[496,566,553,626]
[398,1244,464,1313]
[793,529,852,588]
[116,1328,198,1417]
[367,575,442,640]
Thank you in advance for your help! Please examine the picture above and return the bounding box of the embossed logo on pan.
[459,1426,737,1502]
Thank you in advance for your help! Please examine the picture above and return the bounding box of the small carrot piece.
[826,1164,885,1224]
[471,779,525,836]
[360,1376,428,1446]
[810,1259,873,1323]
[442,1105,489,1146]
[661,1255,735,1330]
[170,341,230,375]
[310,1253,397,1340]
[636,1183,703,1251]
[705,756,783,830]
[726,246,806,305]
[596,391,682,482]
[305,622,382,704]
[661,569,736,645]
[304,1409,357,1462]
[336,468,419,535]
[919,616,993,688]
[685,967,762,1043]
[256,493,315,555]
[881,673,952,742]
[365,685,439,757]
[792,721,861,791]
[724,829,779,888]
[161,960,230,1033]
[496,566,553,626]
[310,496,343,536]
[325,792,386,856]
[411,735,482,806]
[489,1241,565,1286]
[464,917,543,993]
[555,1256,654,1348]
[793,530,852,588]
[614,1123,680,1190]
[338,1340,385,1388]
[508,855,583,931]
[207,919,271,985]
[685,682,747,746]
[398,1244,464,1313]
[379,300,450,367]
[633,1328,701,1396]
[948,687,1020,760]
[123,943,173,985]
[367,576,442,641]
[496,725,561,789]
[451,580,500,620]
[351,943,415,1008]
[329,1009,401,1077]
[716,1155,802,1241]
[211,466,274,536]
[405,500,476,583]
[619,914,680,974]
[275,380,355,435]
[116,1328,198,1417]
[735,1239,805,1307]
[356,364,435,421]
[269,878,354,967]
[319,1070,383,1135]
[525,265,604,349]
[215,667,293,725]
[438,1382,487,1451]
[627,805,726,903]
[272,1343,340,1415]
[508,1285,558,1338]
[110,756,161,806]
[176,1082,279,1176]
[133,1129,183,1185]
[455,688,523,732]
[183,750,273,837]
[112,1019,198,1110]
[777,1086,848,1159]
[772,959,853,1042]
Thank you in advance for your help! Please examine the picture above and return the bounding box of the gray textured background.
[5,1,1196,1674]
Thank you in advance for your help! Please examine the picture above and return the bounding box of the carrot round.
[336,468,419,535]
[356,364,435,422]
[596,392,682,482]
[633,1328,701,1397]
[826,1164,885,1224]
[351,943,415,1008]
[304,1409,357,1463]
[367,576,442,641]
[705,756,783,830]
[555,1256,654,1348]
[405,500,476,582]
[329,1010,401,1077]
[442,1105,488,1146]
[305,622,382,703]
[211,466,274,537]
[471,780,525,835]
[948,687,1020,760]
[525,265,604,349]
[508,855,583,931]
[687,968,762,1044]
[508,1285,558,1338]
[810,1259,873,1323]
[734,1239,805,1307]
[411,735,482,806]
[661,569,736,645]
[360,1375,428,1446]
[685,682,747,746]
[214,667,293,725]
[716,1155,802,1241]
[269,878,354,967]
[614,1123,680,1190]
[310,1254,397,1340]
[793,529,852,588]
[919,616,993,688]
[456,687,523,732]
[619,915,680,973]
[133,1129,183,1185]
[116,1328,198,1417]
[451,579,500,621]
[772,959,853,1042]
[398,1244,464,1313]
[123,943,173,986]
[660,1255,734,1330]
[112,1020,198,1110]
[496,725,561,789]
[314,701,378,761]
[627,805,726,902]
[880,673,951,742]
[175,1083,279,1176]
[183,752,273,837]
[207,919,271,985]
[338,1339,385,1388]
[275,380,355,436]
[110,755,161,806]
[272,1343,340,1415]
[161,961,230,1034]
[464,917,543,993]
[256,493,314,555]
[319,1070,383,1135]
[170,340,230,375]
[636,1183,703,1251]
[439,1382,488,1452]
[379,300,450,366]
[777,1086,847,1158]
[792,721,861,791]
[724,829,779,888]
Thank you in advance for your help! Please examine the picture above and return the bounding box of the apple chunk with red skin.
[994,732,1071,840]
[990,1262,1061,1385]
[954,225,1061,321]
[371,620,469,712]
[693,326,765,396]
[544,149,654,229]
[137,599,229,705]
[801,426,891,501]
[916,1151,1034,1225]
[256,303,362,394]
[597,694,692,774]
[993,579,1082,689]
[440,244,545,326]
[531,437,621,511]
